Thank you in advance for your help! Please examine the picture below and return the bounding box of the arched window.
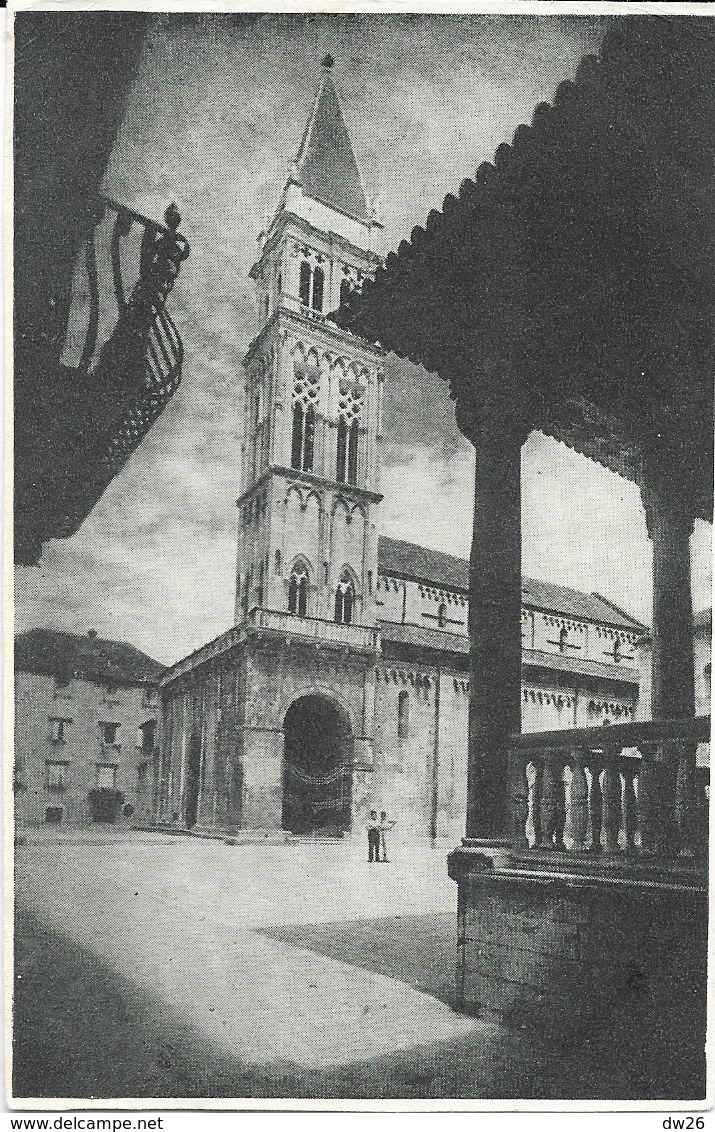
[559,626,568,653]
[336,381,363,485]
[291,368,318,472]
[613,637,621,663]
[348,419,359,484]
[335,571,355,625]
[340,278,352,306]
[437,603,447,628]
[299,261,311,307]
[312,267,324,312]
[288,563,309,617]
[398,690,410,739]
[336,418,348,483]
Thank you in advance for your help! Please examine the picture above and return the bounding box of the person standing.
[378,811,396,862]
[366,810,380,862]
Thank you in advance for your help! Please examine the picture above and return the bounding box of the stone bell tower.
[236,55,385,631]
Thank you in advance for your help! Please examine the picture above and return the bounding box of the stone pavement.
[12,832,655,1101]
[15,834,509,1099]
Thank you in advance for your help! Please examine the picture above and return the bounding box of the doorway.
[283,694,353,836]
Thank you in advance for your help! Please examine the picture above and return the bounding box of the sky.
[15,13,712,666]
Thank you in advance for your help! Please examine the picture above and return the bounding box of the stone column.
[642,482,696,856]
[465,407,527,844]
[642,485,695,721]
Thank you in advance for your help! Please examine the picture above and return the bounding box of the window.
[291,368,319,472]
[45,806,63,824]
[100,722,120,747]
[288,563,309,617]
[312,267,324,312]
[298,260,325,312]
[299,260,311,306]
[96,764,117,789]
[242,566,253,616]
[277,272,282,295]
[138,720,156,753]
[275,550,282,575]
[559,627,568,653]
[49,717,71,743]
[437,603,447,628]
[46,761,68,792]
[398,690,410,739]
[143,687,158,708]
[340,277,352,306]
[335,571,355,625]
[612,638,622,663]
[336,382,363,485]
[256,561,265,606]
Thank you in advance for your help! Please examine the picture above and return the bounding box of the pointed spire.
[293,59,371,223]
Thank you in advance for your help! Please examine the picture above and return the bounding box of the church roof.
[377,536,645,631]
[294,64,371,223]
[15,627,163,686]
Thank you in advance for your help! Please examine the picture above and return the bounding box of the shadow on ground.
[13,907,705,1102]
[257,913,459,1007]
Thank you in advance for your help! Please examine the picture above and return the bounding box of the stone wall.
[15,671,157,827]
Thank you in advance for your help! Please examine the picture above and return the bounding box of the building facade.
[15,628,162,827]
[157,61,646,842]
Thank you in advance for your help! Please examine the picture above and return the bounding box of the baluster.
[568,747,589,851]
[637,742,662,855]
[553,761,567,850]
[601,750,623,852]
[622,760,639,853]
[587,755,603,853]
[538,752,560,850]
[531,759,543,848]
[674,740,696,858]
[509,747,529,851]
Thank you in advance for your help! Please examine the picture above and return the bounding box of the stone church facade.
[157,61,645,842]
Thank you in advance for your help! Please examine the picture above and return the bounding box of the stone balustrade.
[509,716,710,865]
[247,607,380,652]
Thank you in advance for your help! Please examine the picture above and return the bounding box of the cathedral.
[157,60,645,842]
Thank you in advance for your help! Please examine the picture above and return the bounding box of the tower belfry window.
[335,571,355,625]
[298,260,325,312]
[288,563,309,616]
[291,367,319,472]
[299,261,311,307]
[336,382,363,485]
[312,267,324,312]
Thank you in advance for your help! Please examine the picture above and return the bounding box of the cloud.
[15,14,711,664]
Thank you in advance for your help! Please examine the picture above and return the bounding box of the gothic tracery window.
[288,563,309,617]
[335,571,355,625]
[291,367,319,472]
[336,381,363,485]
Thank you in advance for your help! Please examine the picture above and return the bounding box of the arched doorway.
[185,729,201,829]
[283,695,353,836]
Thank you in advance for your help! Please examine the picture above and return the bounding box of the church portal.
[283,695,353,836]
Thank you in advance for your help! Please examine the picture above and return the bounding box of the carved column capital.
[640,479,697,542]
